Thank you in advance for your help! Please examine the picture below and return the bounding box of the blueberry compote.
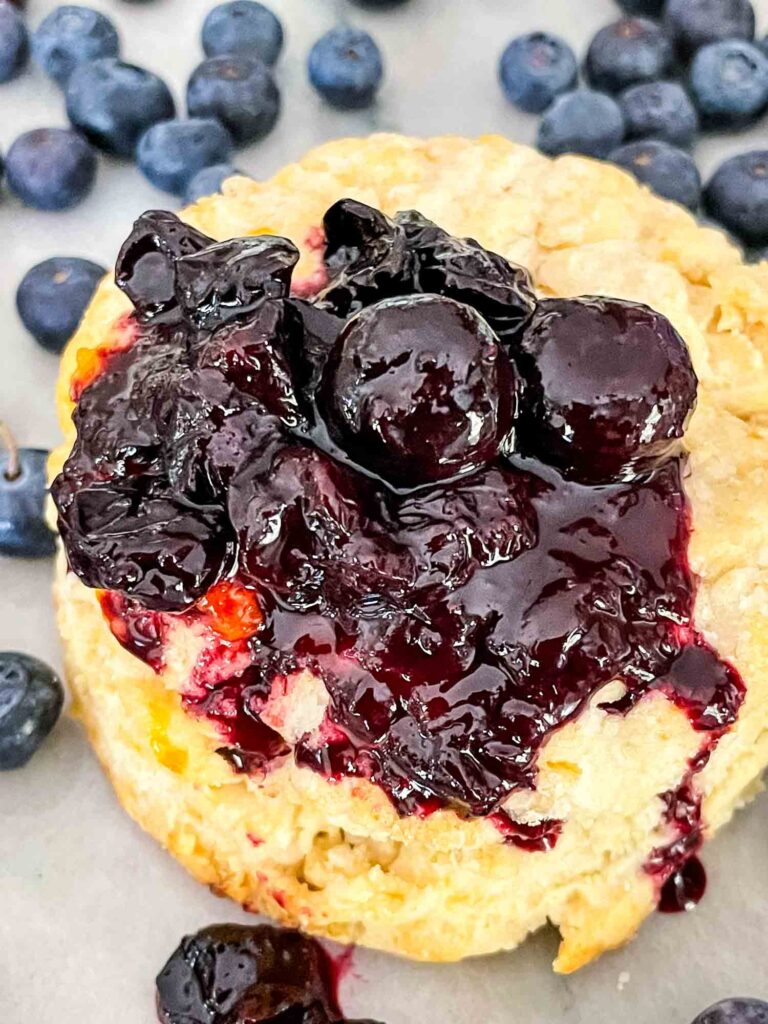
[156,923,381,1024]
[53,201,744,891]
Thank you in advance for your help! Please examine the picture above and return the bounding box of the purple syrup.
[658,855,707,913]
[99,591,167,672]
[489,810,563,852]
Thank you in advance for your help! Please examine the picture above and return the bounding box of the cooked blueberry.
[136,118,233,195]
[749,245,768,263]
[32,4,119,85]
[704,150,768,247]
[619,80,699,147]
[537,89,625,158]
[202,1,284,65]
[0,442,56,558]
[308,27,384,109]
[516,296,698,481]
[691,1000,768,1024]
[65,57,175,157]
[0,653,63,770]
[665,0,755,58]
[498,32,578,114]
[187,55,280,145]
[617,0,664,13]
[0,0,29,83]
[115,209,213,320]
[690,40,768,127]
[610,140,701,210]
[16,256,105,353]
[586,18,675,94]
[5,127,97,211]
[320,294,519,488]
[156,924,341,1024]
[183,162,243,204]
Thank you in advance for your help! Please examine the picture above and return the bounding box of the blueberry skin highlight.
[0,1,29,83]
[498,32,578,114]
[17,256,106,353]
[186,55,280,145]
[136,118,234,195]
[202,1,284,65]
[32,4,119,86]
[610,139,702,210]
[0,449,57,559]
[0,653,63,769]
[5,128,97,211]
[308,27,384,109]
[705,150,768,247]
[537,89,625,159]
[690,40,768,127]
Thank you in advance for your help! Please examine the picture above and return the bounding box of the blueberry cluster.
[499,0,768,251]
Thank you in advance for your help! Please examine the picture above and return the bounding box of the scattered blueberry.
[498,32,578,114]
[0,0,29,83]
[183,162,243,204]
[665,0,756,59]
[619,81,699,148]
[691,999,768,1024]
[690,40,768,127]
[705,150,768,247]
[32,4,119,86]
[537,89,625,159]
[610,139,702,209]
[65,57,175,157]
[136,117,234,195]
[186,55,280,145]
[6,128,97,211]
[760,35,768,58]
[16,256,105,353]
[586,18,675,94]
[617,0,665,14]
[0,443,57,558]
[308,26,384,109]
[0,653,63,769]
[202,1,284,65]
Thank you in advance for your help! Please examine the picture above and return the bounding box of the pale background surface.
[2,1,768,1021]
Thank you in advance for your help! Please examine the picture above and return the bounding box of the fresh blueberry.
[619,81,699,147]
[32,4,119,86]
[760,35,768,58]
[0,442,56,558]
[136,117,234,195]
[202,1,284,65]
[65,58,175,157]
[586,18,675,94]
[6,128,97,211]
[610,140,702,210]
[0,1,29,83]
[537,89,625,159]
[308,27,384,109]
[183,162,243,204]
[617,0,665,14]
[691,999,768,1024]
[690,40,768,127]
[186,55,279,145]
[16,256,105,353]
[0,653,63,769]
[665,0,755,58]
[704,150,768,247]
[498,32,578,114]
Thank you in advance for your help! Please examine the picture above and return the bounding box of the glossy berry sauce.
[53,202,744,901]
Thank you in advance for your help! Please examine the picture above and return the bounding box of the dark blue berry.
[749,245,768,263]
[16,256,105,353]
[760,35,768,58]
[0,653,63,769]
[137,118,233,195]
[183,162,243,204]
[704,150,768,247]
[617,0,665,14]
[691,999,768,1024]
[586,18,675,94]
[65,57,175,157]
[0,444,56,558]
[537,89,625,159]
[6,128,97,211]
[619,81,699,147]
[690,40,768,127]
[186,55,279,145]
[32,4,119,86]
[0,0,29,83]
[665,0,756,58]
[610,139,702,210]
[498,32,578,114]
[202,1,284,65]
[308,27,384,109]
